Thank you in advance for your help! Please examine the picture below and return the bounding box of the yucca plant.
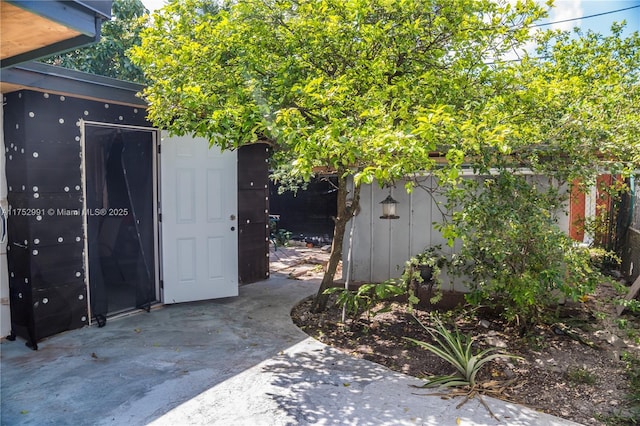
[404,315,521,388]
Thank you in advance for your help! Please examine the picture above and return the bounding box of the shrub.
[273,229,292,247]
[445,174,603,327]
[399,245,447,307]
[324,281,405,320]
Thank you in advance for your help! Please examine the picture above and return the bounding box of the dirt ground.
[278,246,640,426]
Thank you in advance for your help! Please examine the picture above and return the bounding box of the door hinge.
[158,144,161,154]
[160,279,164,289]
[158,213,162,222]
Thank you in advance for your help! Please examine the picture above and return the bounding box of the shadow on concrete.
[0,275,318,426]
[258,342,564,426]
[1,272,579,425]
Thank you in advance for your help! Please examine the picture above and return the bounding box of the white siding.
[1,99,10,337]
[344,175,571,292]
[344,177,461,290]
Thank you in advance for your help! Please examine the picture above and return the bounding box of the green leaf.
[405,314,521,389]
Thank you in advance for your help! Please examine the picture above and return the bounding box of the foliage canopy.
[434,25,640,325]
[131,0,548,183]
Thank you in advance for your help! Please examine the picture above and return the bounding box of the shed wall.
[344,176,570,291]
[237,143,270,284]
[3,89,150,346]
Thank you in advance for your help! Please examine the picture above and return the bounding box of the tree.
[44,0,148,83]
[503,23,639,182]
[130,0,547,311]
[428,24,640,326]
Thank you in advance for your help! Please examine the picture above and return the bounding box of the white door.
[160,134,238,303]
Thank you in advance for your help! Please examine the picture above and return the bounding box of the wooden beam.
[616,274,640,316]
[0,2,83,61]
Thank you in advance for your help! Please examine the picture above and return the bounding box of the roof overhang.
[0,0,112,69]
[1,61,146,107]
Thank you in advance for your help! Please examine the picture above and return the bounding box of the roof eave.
[2,61,147,107]
[0,0,111,69]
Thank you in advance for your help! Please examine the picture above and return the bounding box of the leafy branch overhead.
[130,0,549,309]
[130,0,555,181]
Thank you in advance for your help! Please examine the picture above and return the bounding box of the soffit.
[0,2,83,61]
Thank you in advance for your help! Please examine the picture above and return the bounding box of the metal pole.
[342,214,356,323]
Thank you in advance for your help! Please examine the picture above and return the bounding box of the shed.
[1,0,115,343]
[2,64,270,349]
[1,1,269,348]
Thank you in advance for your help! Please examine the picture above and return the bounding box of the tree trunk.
[311,173,360,313]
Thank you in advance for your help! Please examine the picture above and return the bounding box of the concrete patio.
[1,271,581,425]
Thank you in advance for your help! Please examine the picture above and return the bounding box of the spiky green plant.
[405,315,521,388]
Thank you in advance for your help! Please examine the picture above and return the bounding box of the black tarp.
[269,177,337,244]
[4,89,153,348]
